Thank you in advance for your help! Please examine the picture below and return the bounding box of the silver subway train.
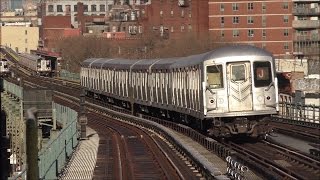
[81,45,278,138]
[18,53,52,76]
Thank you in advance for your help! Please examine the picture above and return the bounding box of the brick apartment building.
[32,0,319,72]
[37,0,209,47]
[208,0,295,58]
[143,0,209,39]
[208,0,319,63]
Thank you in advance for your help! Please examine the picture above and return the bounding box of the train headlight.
[266,96,271,100]
[210,99,215,104]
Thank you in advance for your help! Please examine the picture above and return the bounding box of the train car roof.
[82,45,273,70]
[82,58,108,67]
[83,58,141,69]
[19,53,43,61]
[103,58,141,69]
[204,45,273,60]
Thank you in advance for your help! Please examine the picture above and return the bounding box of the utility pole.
[78,88,87,139]
[25,108,39,180]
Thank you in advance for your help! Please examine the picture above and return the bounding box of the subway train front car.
[81,45,278,139]
[204,45,278,138]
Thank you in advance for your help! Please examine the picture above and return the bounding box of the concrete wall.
[275,58,309,75]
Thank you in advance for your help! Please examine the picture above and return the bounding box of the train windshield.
[231,64,246,81]
[207,65,223,88]
[253,61,272,87]
[46,61,51,67]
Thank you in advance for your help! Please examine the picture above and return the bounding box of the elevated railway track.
[1,48,319,179]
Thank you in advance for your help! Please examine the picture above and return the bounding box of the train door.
[227,62,253,112]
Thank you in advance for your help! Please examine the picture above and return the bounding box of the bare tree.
[54,31,226,72]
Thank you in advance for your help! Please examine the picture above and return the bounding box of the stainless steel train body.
[0,58,10,77]
[18,53,52,76]
[81,45,278,137]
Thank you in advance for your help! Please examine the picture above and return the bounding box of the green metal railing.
[59,70,80,82]
[7,103,78,180]
[3,80,23,99]
[38,103,78,179]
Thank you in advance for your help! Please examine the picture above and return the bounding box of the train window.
[231,65,245,81]
[253,61,272,87]
[207,65,223,88]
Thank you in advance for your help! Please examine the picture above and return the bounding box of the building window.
[25,30,27,35]
[171,10,174,17]
[181,10,184,17]
[247,16,254,24]
[221,30,224,38]
[160,10,163,17]
[48,5,54,12]
[171,26,174,32]
[262,29,266,37]
[57,5,63,12]
[262,43,266,49]
[233,17,239,24]
[65,5,71,14]
[74,5,77,12]
[84,5,88,12]
[248,29,254,37]
[189,10,192,18]
[139,26,142,33]
[298,16,307,20]
[297,30,307,36]
[220,4,224,11]
[181,25,185,32]
[221,17,224,24]
[284,42,289,50]
[247,3,253,10]
[283,2,289,9]
[188,24,192,32]
[283,15,289,23]
[100,4,105,12]
[232,3,239,11]
[262,3,266,13]
[91,5,97,12]
[233,30,239,37]
[284,29,289,36]
[262,16,266,26]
